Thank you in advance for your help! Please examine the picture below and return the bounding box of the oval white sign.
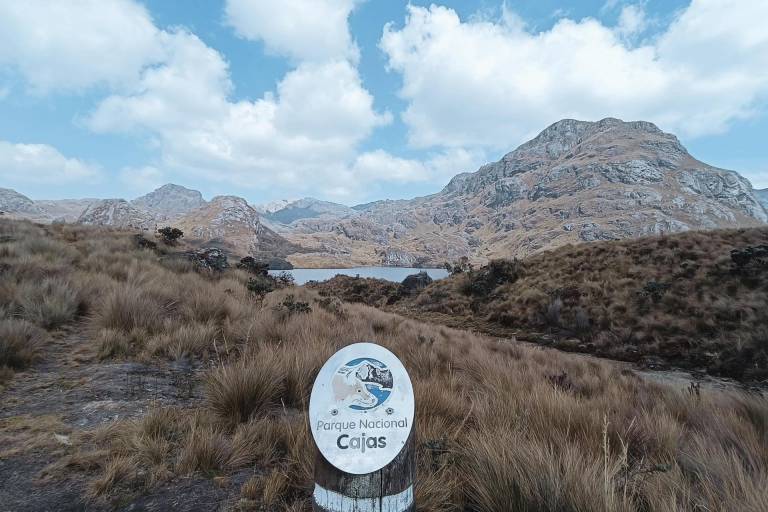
[309,342,415,475]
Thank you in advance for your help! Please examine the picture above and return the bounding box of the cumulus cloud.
[88,31,390,199]
[616,4,648,40]
[0,141,101,184]
[0,0,163,92]
[352,148,486,185]
[119,166,167,192]
[224,0,359,62]
[381,1,768,150]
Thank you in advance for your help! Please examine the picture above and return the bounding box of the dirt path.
[0,327,237,512]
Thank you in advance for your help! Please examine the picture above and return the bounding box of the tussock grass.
[206,354,287,425]
[16,277,82,328]
[4,219,767,510]
[0,318,49,370]
[318,227,768,381]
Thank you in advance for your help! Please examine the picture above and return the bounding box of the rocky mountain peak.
[0,188,43,216]
[183,195,261,232]
[175,194,297,259]
[131,183,206,220]
[508,117,684,163]
[78,199,155,230]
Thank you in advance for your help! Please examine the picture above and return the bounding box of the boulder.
[401,271,433,294]
[188,248,228,272]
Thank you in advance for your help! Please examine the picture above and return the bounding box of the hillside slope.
[288,118,767,267]
[312,227,768,381]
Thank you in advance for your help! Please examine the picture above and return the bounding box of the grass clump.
[0,318,48,370]
[206,355,286,425]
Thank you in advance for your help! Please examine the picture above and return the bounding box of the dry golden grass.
[3,219,768,510]
[319,228,768,381]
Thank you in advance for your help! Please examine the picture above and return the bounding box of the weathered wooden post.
[309,342,416,512]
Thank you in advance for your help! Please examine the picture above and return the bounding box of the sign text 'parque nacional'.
[309,342,415,475]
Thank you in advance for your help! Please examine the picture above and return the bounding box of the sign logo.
[333,357,393,411]
[309,342,415,475]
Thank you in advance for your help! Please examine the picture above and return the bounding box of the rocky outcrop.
[131,184,206,221]
[401,271,433,294]
[187,247,229,272]
[77,199,156,230]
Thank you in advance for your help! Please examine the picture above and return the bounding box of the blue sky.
[0,0,766,205]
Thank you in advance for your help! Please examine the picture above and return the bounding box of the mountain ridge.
[3,118,766,266]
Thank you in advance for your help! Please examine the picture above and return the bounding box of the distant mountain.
[264,197,357,225]
[174,195,298,259]
[77,199,156,230]
[284,118,768,267]
[255,199,294,215]
[131,183,206,221]
[3,119,766,268]
[0,188,47,221]
[35,199,99,222]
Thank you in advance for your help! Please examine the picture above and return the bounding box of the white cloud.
[224,0,359,62]
[0,141,101,184]
[352,148,486,185]
[616,5,647,40]
[0,0,163,92]
[88,31,232,134]
[381,1,768,150]
[89,31,390,199]
[119,166,167,191]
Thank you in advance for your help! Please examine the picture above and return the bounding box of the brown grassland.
[313,228,768,382]
[1,218,767,511]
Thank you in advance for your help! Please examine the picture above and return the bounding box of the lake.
[268,267,449,285]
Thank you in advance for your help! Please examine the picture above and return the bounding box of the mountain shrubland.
[1,218,767,511]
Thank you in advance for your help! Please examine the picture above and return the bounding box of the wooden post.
[312,425,416,512]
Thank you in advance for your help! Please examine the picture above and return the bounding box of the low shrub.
[246,275,275,296]
[157,227,184,245]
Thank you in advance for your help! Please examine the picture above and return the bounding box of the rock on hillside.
[35,199,99,222]
[285,118,768,267]
[77,199,156,230]
[0,188,48,221]
[174,196,299,258]
[131,184,206,221]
